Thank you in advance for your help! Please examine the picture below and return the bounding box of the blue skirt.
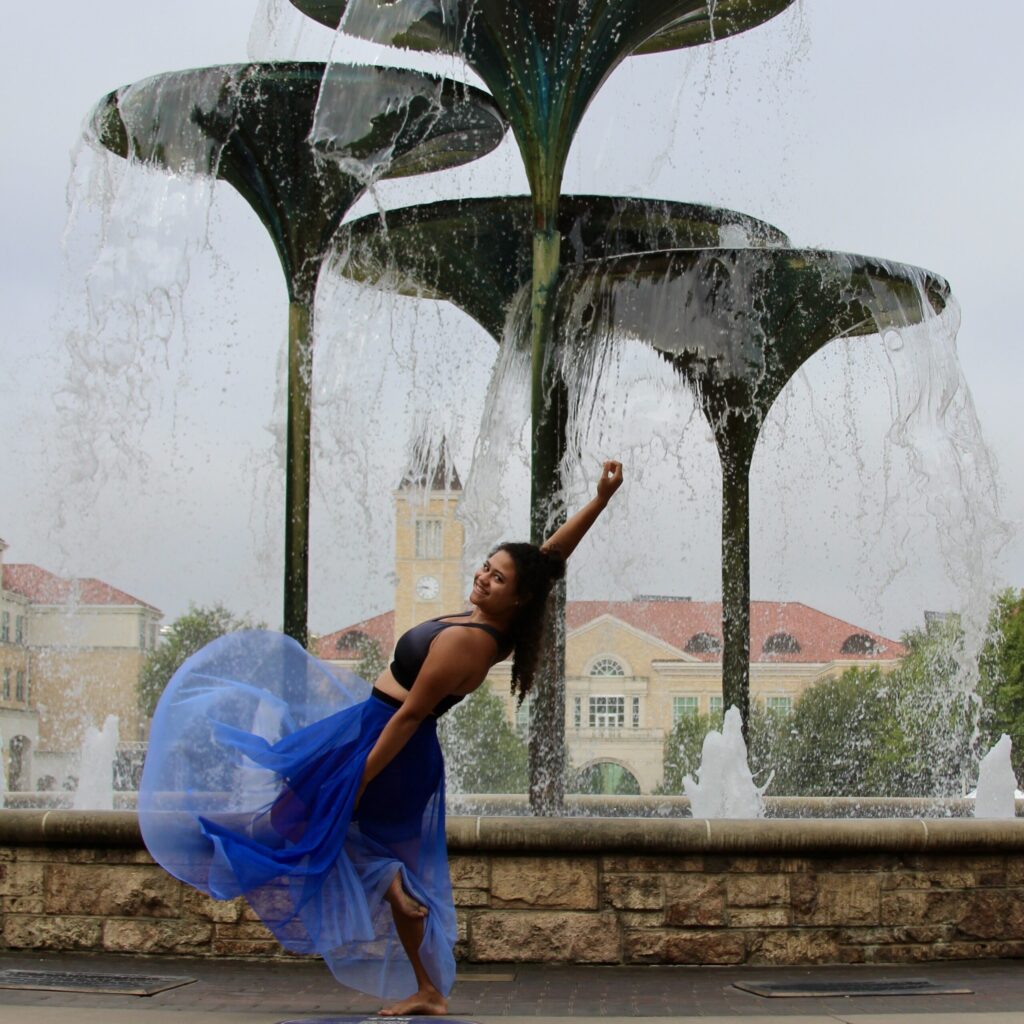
[138,630,456,1000]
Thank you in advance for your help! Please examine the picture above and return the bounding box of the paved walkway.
[0,952,1021,1024]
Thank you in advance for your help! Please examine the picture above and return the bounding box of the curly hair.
[491,542,566,705]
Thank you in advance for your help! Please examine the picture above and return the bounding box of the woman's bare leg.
[379,871,447,1016]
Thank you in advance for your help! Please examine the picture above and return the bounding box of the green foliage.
[978,588,1024,778]
[138,603,259,717]
[437,684,529,794]
[353,637,387,682]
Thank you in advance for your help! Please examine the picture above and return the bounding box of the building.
[315,456,905,794]
[0,537,162,791]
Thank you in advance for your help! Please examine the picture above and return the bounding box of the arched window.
[685,632,722,654]
[336,630,371,652]
[841,633,881,656]
[589,657,625,677]
[763,632,801,655]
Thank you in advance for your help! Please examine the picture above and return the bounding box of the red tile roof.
[320,599,903,665]
[2,564,161,613]
[315,610,396,661]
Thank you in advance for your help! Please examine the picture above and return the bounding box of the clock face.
[416,575,440,601]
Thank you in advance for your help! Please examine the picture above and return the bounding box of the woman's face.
[470,550,520,616]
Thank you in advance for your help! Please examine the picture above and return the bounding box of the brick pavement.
[0,951,1022,1021]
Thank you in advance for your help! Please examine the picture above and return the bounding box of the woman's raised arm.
[542,460,623,561]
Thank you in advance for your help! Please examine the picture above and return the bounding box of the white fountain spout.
[73,715,120,810]
[973,734,1019,819]
[683,706,773,818]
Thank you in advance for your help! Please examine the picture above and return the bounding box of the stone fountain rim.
[3,809,1021,854]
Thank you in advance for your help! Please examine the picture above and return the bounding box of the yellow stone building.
[0,536,162,791]
[316,456,905,795]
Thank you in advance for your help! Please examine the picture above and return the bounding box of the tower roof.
[397,436,462,492]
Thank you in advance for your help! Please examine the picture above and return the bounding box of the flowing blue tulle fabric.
[138,630,456,1000]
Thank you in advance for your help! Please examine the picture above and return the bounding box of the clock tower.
[393,439,466,641]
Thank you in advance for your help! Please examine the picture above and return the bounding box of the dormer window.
[763,632,800,655]
[841,633,882,655]
[685,632,721,654]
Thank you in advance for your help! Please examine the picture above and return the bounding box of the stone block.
[880,889,965,927]
[619,910,666,928]
[750,929,841,964]
[726,874,788,908]
[490,858,598,910]
[453,888,489,907]
[624,928,747,965]
[882,869,975,891]
[728,907,789,928]
[664,875,726,927]
[0,862,44,898]
[45,864,180,918]
[839,924,950,946]
[215,920,275,941]
[956,891,1024,940]
[470,911,620,963]
[3,896,46,914]
[4,914,103,950]
[103,919,213,954]
[602,856,703,873]
[603,874,663,910]
[450,856,489,889]
[212,938,286,957]
[791,874,879,926]
[182,888,242,923]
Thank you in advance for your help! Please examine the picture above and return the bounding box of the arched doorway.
[570,760,641,796]
[9,735,32,791]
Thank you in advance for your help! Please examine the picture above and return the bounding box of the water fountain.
[302,0,801,810]
[1,0,1022,978]
[90,62,507,647]
[72,714,119,811]
[973,734,1019,819]
[683,705,770,818]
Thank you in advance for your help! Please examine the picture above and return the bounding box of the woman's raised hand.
[597,460,623,504]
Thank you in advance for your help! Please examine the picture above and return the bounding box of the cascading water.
[973,735,1020,819]
[73,715,120,811]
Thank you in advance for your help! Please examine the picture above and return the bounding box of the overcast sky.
[1,0,1021,645]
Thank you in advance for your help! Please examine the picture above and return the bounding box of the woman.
[139,460,623,1016]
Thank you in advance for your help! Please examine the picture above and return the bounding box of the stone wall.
[2,811,1024,965]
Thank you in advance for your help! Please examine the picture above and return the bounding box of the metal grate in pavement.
[734,977,974,998]
[277,1018,482,1024]
[0,969,197,996]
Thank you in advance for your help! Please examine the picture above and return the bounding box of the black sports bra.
[386,611,510,717]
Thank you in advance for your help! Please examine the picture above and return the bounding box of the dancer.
[139,460,623,1016]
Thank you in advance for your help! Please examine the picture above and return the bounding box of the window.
[573,696,581,728]
[763,632,801,655]
[1,611,8,642]
[589,696,625,729]
[15,616,24,644]
[589,657,625,677]
[709,695,724,714]
[841,633,881,656]
[139,620,147,650]
[673,696,699,723]
[685,632,721,654]
[766,696,792,716]
[15,670,25,702]
[414,519,443,559]
[515,694,534,735]
[149,624,157,650]
[631,696,640,728]
[2,668,9,700]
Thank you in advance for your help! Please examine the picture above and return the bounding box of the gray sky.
[1,0,1021,644]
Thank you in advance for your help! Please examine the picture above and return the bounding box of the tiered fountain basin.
[3,809,1023,965]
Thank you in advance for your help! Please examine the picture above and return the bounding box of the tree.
[437,685,529,794]
[659,711,722,794]
[978,587,1024,778]
[139,603,259,717]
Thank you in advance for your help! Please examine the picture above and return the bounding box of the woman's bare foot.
[385,872,428,920]
[379,988,447,1016]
